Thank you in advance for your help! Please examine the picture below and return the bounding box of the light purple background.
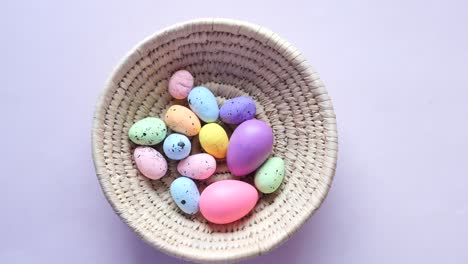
[2,0,467,263]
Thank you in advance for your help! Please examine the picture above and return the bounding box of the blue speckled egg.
[170,177,200,215]
[219,96,256,124]
[163,133,191,160]
[188,86,219,123]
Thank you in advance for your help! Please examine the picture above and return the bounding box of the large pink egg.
[200,180,258,224]
[227,119,273,176]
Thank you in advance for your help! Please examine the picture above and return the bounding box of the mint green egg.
[254,157,285,194]
[128,117,167,145]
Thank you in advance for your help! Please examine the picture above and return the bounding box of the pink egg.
[134,146,168,180]
[177,153,216,180]
[200,180,258,224]
[168,70,194,99]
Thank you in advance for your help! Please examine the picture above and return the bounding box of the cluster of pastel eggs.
[128,70,285,224]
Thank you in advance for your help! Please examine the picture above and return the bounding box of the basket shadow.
[121,225,185,264]
[243,191,341,264]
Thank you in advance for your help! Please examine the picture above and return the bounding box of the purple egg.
[227,119,273,176]
[219,96,256,124]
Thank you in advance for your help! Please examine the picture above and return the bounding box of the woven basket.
[92,18,338,263]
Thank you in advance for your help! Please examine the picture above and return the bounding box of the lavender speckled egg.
[227,119,273,176]
[163,133,191,160]
[219,96,256,124]
[177,153,216,180]
[134,146,167,180]
[168,70,194,99]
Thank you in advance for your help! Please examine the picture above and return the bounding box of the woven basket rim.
[92,18,338,263]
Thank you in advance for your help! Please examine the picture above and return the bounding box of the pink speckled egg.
[200,180,258,224]
[177,153,216,180]
[168,70,194,99]
[134,146,167,180]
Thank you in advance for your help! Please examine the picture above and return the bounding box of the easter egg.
[164,105,201,136]
[128,117,167,145]
[188,86,219,123]
[170,177,200,215]
[199,123,229,159]
[168,70,194,99]
[177,153,216,180]
[254,157,285,193]
[134,147,168,180]
[219,96,256,124]
[227,119,273,176]
[200,180,258,224]
[163,133,191,160]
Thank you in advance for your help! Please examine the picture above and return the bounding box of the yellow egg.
[199,123,229,159]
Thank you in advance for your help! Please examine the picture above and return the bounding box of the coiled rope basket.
[92,18,338,263]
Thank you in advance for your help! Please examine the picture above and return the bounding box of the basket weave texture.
[92,18,338,263]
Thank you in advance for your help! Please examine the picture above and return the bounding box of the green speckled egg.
[128,117,167,145]
[254,157,285,194]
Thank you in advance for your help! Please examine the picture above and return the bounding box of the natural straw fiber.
[92,18,338,263]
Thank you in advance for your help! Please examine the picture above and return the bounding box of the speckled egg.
[177,153,216,180]
[163,133,191,160]
[254,157,285,193]
[168,70,194,99]
[188,86,219,123]
[200,180,258,224]
[219,96,256,124]
[170,177,200,215]
[227,119,273,176]
[128,117,167,145]
[199,123,229,159]
[164,105,201,136]
[133,146,167,180]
